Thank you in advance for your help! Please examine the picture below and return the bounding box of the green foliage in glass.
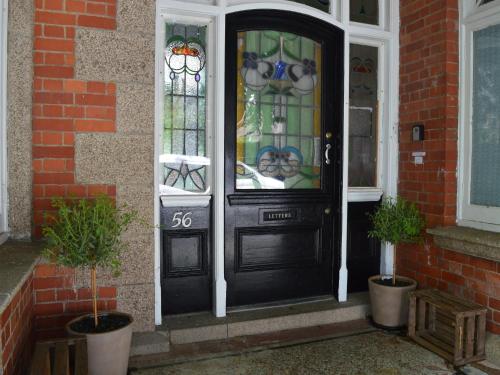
[368,196,425,246]
[42,196,137,275]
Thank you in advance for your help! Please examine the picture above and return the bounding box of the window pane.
[470,24,500,207]
[477,0,496,6]
[348,44,378,187]
[350,0,379,25]
[289,0,330,13]
[235,30,322,190]
[161,23,209,194]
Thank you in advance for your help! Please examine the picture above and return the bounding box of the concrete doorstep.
[130,331,170,357]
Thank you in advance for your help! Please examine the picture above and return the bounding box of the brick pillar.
[32,0,118,237]
[399,0,459,227]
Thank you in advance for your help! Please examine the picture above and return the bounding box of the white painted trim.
[338,23,349,302]
[348,189,383,202]
[213,12,227,317]
[383,0,399,278]
[160,195,211,207]
[0,0,8,235]
[458,1,500,232]
[154,1,164,326]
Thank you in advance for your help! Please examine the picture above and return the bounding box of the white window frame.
[458,1,500,232]
[0,0,8,240]
[347,37,385,202]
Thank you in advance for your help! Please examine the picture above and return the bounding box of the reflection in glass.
[162,23,208,194]
[236,31,322,190]
[470,24,500,207]
[350,0,379,25]
[477,0,496,5]
[348,44,378,187]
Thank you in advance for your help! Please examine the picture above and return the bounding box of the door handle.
[325,144,332,165]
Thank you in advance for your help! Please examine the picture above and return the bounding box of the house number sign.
[171,212,192,228]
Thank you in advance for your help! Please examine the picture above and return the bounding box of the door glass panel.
[161,23,209,194]
[350,0,379,25]
[236,31,322,190]
[348,44,378,187]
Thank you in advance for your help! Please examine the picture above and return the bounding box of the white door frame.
[154,0,399,324]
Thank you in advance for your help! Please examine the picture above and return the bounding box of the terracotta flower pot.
[368,275,417,328]
[66,312,133,375]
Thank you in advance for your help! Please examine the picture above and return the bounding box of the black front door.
[224,10,344,307]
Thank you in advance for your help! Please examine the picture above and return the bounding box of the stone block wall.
[31,0,156,331]
[0,274,34,375]
[398,0,500,333]
[7,0,34,239]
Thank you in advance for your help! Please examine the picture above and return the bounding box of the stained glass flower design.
[165,36,206,81]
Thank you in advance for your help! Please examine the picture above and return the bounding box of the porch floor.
[129,321,500,374]
[160,292,370,345]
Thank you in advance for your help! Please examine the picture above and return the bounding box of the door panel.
[161,205,212,315]
[347,201,381,293]
[225,10,344,307]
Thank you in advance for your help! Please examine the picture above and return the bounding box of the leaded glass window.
[348,44,378,187]
[161,23,209,194]
[235,31,322,190]
[350,0,379,25]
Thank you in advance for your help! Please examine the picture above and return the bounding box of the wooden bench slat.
[54,342,70,375]
[413,334,453,363]
[465,316,476,358]
[30,343,51,375]
[75,340,88,375]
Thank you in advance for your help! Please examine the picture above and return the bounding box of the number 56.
[172,212,192,228]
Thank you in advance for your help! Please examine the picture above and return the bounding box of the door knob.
[325,132,333,140]
[324,207,331,215]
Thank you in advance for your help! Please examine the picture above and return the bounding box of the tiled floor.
[128,320,500,375]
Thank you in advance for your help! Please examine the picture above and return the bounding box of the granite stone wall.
[6,0,34,239]
[31,0,156,331]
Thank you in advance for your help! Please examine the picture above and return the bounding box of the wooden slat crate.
[408,289,487,366]
[30,338,88,375]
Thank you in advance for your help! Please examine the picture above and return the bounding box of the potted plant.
[43,196,137,375]
[367,196,425,328]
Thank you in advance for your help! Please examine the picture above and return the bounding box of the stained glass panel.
[348,44,378,187]
[161,23,209,194]
[350,0,379,25]
[236,31,322,190]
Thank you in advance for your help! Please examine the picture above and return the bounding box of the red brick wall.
[33,264,117,340]
[33,0,118,238]
[399,0,500,334]
[0,264,117,374]
[399,0,459,228]
[0,274,34,375]
[398,243,500,334]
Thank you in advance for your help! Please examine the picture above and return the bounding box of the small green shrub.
[368,196,425,246]
[42,195,137,326]
[368,196,425,284]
